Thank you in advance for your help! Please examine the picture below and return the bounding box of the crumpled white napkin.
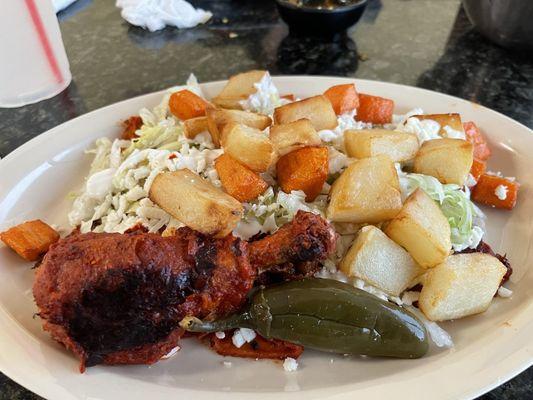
[116,0,212,32]
[53,0,77,12]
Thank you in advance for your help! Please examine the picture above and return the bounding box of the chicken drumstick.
[33,211,335,371]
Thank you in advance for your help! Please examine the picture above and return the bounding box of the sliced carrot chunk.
[215,154,269,202]
[464,121,491,161]
[169,89,210,120]
[324,83,359,115]
[281,94,296,102]
[470,158,486,182]
[0,220,59,261]
[208,331,303,360]
[276,146,328,201]
[471,174,519,210]
[356,93,394,124]
[121,116,143,140]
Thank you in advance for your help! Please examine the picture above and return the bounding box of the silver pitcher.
[462,0,533,51]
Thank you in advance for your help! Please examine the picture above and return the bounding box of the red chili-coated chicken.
[33,211,335,371]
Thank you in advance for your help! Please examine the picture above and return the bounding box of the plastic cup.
[0,0,72,108]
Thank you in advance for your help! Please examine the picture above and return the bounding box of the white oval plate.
[0,77,532,400]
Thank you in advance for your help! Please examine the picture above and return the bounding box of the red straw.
[24,0,64,84]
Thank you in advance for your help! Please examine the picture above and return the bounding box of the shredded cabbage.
[396,167,485,251]
[233,187,326,239]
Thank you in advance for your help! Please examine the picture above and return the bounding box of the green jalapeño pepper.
[181,278,428,359]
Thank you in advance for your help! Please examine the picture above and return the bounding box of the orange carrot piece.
[470,158,486,182]
[464,121,491,161]
[324,83,359,115]
[471,174,519,210]
[169,89,210,120]
[121,115,143,140]
[215,154,269,202]
[356,93,394,124]
[276,146,328,201]
[208,331,303,360]
[0,220,59,261]
[281,94,296,101]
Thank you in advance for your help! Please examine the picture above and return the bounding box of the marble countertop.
[0,0,531,398]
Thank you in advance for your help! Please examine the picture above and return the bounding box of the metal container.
[462,0,533,51]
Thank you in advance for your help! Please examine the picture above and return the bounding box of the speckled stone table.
[0,0,531,398]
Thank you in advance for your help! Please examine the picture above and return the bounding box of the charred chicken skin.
[33,211,335,371]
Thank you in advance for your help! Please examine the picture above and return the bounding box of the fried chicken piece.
[33,211,335,371]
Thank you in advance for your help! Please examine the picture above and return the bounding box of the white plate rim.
[0,76,531,400]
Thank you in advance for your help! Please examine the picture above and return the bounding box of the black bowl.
[276,0,367,36]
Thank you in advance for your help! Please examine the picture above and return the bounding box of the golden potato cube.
[0,220,59,261]
[149,170,243,237]
[384,188,451,268]
[344,129,419,162]
[273,95,337,131]
[183,116,208,139]
[222,123,275,172]
[212,70,267,110]
[327,155,402,224]
[414,113,464,136]
[269,119,321,156]
[340,225,423,296]
[414,138,473,185]
[206,108,272,146]
[419,253,507,321]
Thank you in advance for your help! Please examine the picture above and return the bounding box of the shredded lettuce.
[397,169,484,251]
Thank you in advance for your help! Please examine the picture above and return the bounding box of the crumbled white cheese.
[466,173,477,188]
[442,125,466,140]
[283,357,298,372]
[495,184,508,200]
[400,291,420,306]
[231,328,256,348]
[498,286,513,298]
[486,170,503,177]
[215,331,226,339]
[239,72,288,115]
[161,346,180,359]
[397,117,441,144]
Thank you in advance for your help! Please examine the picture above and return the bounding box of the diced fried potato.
[206,108,272,147]
[221,123,275,172]
[215,154,269,202]
[149,170,243,237]
[212,70,267,110]
[356,94,394,124]
[419,253,507,321]
[340,226,423,296]
[277,146,328,201]
[273,95,337,131]
[327,155,402,224]
[384,188,451,268]
[414,113,464,136]
[414,138,473,185]
[269,119,321,156]
[323,83,359,115]
[169,89,210,120]
[183,116,208,139]
[344,129,419,162]
[0,220,59,261]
